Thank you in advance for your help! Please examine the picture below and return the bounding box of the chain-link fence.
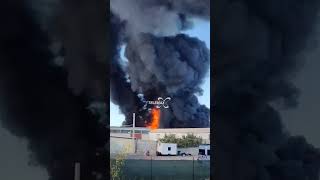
[111,156,210,180]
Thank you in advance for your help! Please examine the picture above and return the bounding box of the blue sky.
[110,19,210,126]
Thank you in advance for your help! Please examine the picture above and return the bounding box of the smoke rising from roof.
[125,34,210,127]
[110,0,210,127]
[126,34,209,95]
[213,0,320,179]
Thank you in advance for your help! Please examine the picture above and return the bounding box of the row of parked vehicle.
[155,142,210,158]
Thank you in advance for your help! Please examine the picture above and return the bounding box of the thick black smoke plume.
[213,0,320,180]
[110,14,149,126]
[0,1,107,180]
[110,0,210,127]
[125,34,210,127]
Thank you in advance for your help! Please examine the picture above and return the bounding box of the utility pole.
[132,113,135,153]
[74,162,80,180]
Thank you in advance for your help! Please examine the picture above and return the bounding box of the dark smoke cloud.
[111,0,210,36]
[125,34,210,127]
[0,1,107,180]
[110,0,210,127]
[270,136,320,180]
[54,0,108,101]
[126,34,209,95]
[109,14,149,127]
[31,0,108,101]
[213,0,320,179]
[164,0,210,19]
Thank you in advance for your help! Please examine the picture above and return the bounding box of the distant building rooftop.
[150,128,210,133]
[110,126,149,131]
[110,127,210,133]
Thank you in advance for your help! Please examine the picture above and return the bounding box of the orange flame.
[147,108,160,131]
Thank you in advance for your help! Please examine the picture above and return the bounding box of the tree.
[159,134,203,148]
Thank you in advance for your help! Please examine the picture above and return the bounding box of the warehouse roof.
[150,128,210,133]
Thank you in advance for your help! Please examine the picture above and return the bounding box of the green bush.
[159,134,203,148]
[110,154,126,180]
[110,145,131,180]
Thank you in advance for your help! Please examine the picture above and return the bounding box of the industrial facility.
[111,126,210,141]
[110,126,210,156]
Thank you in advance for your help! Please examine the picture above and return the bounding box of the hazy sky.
[110,19,210,126]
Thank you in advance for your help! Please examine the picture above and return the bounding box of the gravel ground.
[111,153,210,160]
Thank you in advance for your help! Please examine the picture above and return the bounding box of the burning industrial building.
[110,0,211,128]
[0,0,107,180]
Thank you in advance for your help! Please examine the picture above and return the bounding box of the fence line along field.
[110,159,210,180]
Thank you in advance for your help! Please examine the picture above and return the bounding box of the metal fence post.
[151,156,153,180]
[193,156,195,180]
[74,162,80,180]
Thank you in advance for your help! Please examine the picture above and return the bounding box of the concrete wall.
[110,137,135,154]
[110,137,158,156]
[110,128,211,156]
[136,140,157,155]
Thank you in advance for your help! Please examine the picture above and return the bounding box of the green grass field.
[113,159,210,180]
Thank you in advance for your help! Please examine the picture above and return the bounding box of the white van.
[156,142,177,156]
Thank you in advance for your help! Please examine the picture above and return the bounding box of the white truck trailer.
[156,142,177,156]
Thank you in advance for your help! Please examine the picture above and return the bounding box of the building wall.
[110,137,158,155]
[110,137,135,154]
[136,140,157,155]
[110,128,210,156]
[110,127,210,142]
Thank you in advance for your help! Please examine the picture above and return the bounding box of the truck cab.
[198,144,210,160]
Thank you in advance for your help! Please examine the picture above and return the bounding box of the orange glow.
[147,108,160,131]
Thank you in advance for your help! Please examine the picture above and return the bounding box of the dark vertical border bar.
[211,1,320,180]
[0,0,110,179]
[210,1,215,180]
[106,1,111,179]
